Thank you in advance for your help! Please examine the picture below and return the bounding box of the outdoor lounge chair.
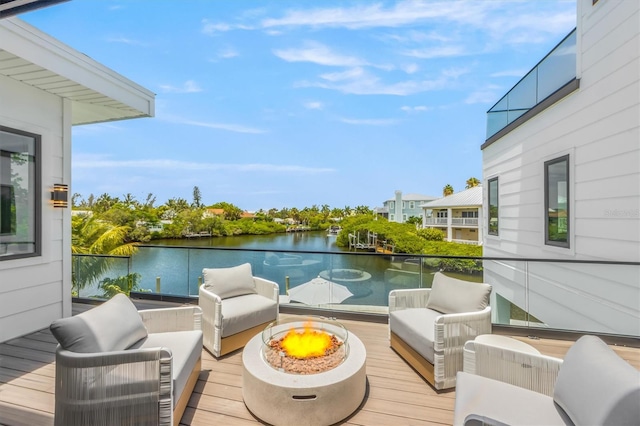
[50,294,203,426]
[199,262,279,357]
[388,272,492,390]
[454,335,640,425]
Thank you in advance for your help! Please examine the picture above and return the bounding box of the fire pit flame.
[280,322,335,359]
[263,317,348,374]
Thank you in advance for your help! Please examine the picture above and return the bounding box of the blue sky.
[22,0,576,212]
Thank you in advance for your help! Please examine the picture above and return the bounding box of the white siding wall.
[482,0,639,336]
[0,73,70,342]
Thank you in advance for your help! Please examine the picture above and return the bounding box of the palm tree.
[71,215,139,294]
[443,184,454,197]
[466,177,480,189]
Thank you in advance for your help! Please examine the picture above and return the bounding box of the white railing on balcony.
[450,238,480,245]
[451,218,479,226]
[424,218,448,226]
[424,218,478,226]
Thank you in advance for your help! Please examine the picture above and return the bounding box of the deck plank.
[1,302,639,426]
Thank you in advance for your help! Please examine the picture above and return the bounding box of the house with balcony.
[421,186,483,245]
[0,15,154,343]
[376,190,437,223]
[481,0,639,336]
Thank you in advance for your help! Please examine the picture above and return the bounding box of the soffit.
[0,18,155,125]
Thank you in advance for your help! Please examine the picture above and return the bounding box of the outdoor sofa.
[454,335,640,426]
[50,293,203,426]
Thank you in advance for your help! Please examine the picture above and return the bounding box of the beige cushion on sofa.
[203,263,257,299]
[425,272,491,314]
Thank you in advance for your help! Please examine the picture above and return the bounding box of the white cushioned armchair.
[199,262,279,357]
[454,335,640,425]
[50,294,203,426]
[389,272,492,390]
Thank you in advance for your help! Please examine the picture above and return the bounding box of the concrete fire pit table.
[242,318,367,426]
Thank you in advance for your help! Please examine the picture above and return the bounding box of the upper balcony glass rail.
[486,29,577,139]
[72,245,640,339]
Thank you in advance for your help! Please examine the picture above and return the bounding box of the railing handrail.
[103,245,640,266]
[72,253,130,259]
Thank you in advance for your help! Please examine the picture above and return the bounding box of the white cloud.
[260,1,493,30]
[73,154,334,174]
[402,45,466,59]
[299,66,468,96]
[401,63,419,74]
[207,2,574,48]
[159,80,203,94]
[464,86,502,105]
[273,41,367,67]
[304,101,324,110]
[340,118,398,126]
[319,67,365,82]
[400,105,431,113]
[158,113,267,134]
[490,69,529,78]
[105,36,146,46]
[201,20,233,34]
[218,47,239,59]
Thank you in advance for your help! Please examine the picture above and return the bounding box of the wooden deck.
[1,302,639,426]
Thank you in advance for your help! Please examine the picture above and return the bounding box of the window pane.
[488,178,499,235]
[0,127,39,259]
[546,156,569,247]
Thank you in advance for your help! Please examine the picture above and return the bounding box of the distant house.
[377,190,437,223]
[240,211,256,219]
[421,186,482,245]
[0,16,154,343]
[481,0,639,336]
[203,208,225,218]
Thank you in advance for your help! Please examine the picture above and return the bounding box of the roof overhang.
[0,0,69,18]
[0,17,155,125]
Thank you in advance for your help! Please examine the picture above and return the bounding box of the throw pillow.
[203,262,257,299]
[50,293,148,353]
[425,272,491,314]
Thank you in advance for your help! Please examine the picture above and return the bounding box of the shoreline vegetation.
[71,188,481,257]
[71,188,483,296]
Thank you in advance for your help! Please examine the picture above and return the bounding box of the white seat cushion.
[131,330,203,406]
[389,308,440,363]
[221,294,277,338]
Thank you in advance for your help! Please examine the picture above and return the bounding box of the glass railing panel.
[130,246,190,296]
[486,110,508,139]
[486,28,576,139]
[537,31,577,101]
[506,69,538,110]
[526,261,640,337]
[507,108,527,124]
[483,259,530,327]
[72,248,640,338]
[72,254,130,299]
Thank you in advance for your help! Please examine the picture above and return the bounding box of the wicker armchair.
[389,272,492,390]
[463,338,563,396]
[51,295,203,426]
[199,263,279,357]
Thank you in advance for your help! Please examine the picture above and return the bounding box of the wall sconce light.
[51,184,69,208]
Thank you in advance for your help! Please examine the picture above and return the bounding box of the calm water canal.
[118,231,426,307]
